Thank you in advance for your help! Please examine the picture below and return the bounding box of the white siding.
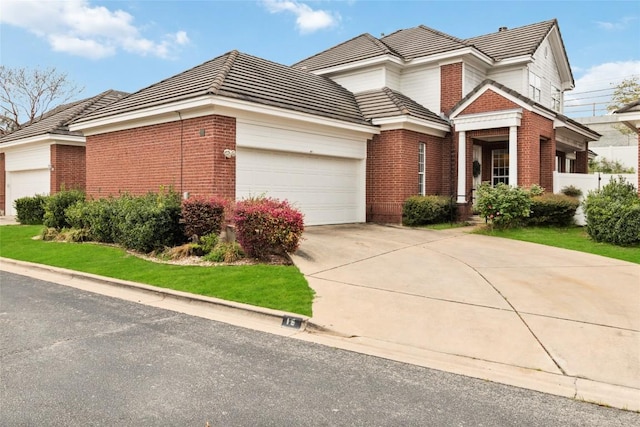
[236,119,366,159]
[330,67,386,94]
[487,66,526,94]
[4,143,50,171]
[385,67,402,91]
[400,66,440,113]
[529,36,563,112]
[463,63,486,96]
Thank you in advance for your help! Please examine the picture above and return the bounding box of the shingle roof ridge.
[209,50,239,94]
[381,87,411,115]
[61,90,127,125]
[465,18,556,41]
[292,33,395,68]
[368,34,404,60]
[416,24,469,46]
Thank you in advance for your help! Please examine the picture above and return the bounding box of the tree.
[0,66,84,136]
[607,76,640,113]
[607,76,640,137]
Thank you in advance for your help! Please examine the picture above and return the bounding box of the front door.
[472,145,482,205]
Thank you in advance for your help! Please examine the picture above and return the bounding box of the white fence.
[553,172,637,225]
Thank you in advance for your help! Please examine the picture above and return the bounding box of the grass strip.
[474,226,640,264]
[0,225,314,316]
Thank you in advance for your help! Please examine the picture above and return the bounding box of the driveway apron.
[290,224,640,395]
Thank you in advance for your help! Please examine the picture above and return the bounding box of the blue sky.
[1,0,639,118]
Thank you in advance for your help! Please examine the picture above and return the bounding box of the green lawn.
[474,226,640,264]
[0,225,314,316]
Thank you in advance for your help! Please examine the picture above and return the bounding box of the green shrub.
[402,195,455,226]
[203,242,244,263]
[14,194,48,224]
[112,191,185,253]
[233,196,304,260]
[561,185,583,198]
[476,183,531,229]
[527,194,580,226]
[65,197,121,243]
[584,177,640,246]
[198,232,220,254]
[43,190,85,229]
[181,196,227,240]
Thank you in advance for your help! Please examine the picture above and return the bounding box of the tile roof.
[463,19,557,61]
[355,88,449,126]
[380,25,469,60]
[293,20,560,71]
[0,90,128,143]
[614,99,640,113]
[79,51,371,126]
[292,33,400,71]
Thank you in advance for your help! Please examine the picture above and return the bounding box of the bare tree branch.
[0,66,84,136]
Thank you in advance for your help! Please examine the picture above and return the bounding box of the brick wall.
[367,129,447,223]
[518,110,555,189]
[460,90,519,115]
[0,153,5,215]
[440,62,463,115]
[50,144,86,193]
[86,115,236,200]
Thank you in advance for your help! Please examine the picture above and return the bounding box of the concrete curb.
[0,257,309,333]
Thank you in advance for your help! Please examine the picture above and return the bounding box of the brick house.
[69,19,599,225]
[0,90,126,216]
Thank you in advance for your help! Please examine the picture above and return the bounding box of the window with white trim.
[551,85,561,112]
[492,149,509,186]
[418,142,426,195]
[529,71,541,102]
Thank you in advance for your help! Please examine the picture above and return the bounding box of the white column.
[457,131,466,203]
[509,125,518,186]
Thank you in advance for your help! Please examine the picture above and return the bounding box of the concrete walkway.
[290,224,640,411]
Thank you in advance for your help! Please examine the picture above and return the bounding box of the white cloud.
[596,16,637,31]
[565,61,640,115]
[0,0,189,59]
[261,0,340,34]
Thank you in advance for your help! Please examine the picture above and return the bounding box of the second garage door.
[6,169,50,216]
[236,148,364,226]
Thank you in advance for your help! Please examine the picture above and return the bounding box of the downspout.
[176,111,185,198]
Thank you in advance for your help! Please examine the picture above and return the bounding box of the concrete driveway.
[290,224,640,409]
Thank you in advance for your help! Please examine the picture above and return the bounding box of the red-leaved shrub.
[233,197,304,260]
[181,196,227,240]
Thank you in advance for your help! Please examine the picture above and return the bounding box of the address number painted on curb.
[282,316,303,329]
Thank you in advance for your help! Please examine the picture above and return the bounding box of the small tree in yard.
[233,197,304,260]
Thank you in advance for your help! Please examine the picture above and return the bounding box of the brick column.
[575,149,589,174]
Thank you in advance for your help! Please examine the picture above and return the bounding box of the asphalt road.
[1,271,638,426]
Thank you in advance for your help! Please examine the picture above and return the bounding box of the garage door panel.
[237,148,364,226]
[6,169,50,216]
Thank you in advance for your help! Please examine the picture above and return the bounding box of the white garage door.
[6,169,50,216]
[236,148,364,225]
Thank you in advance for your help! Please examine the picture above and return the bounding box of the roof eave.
[0,133,85,151]
[308,54,404,76]
[372,115,450,137]
[70,94,378,137]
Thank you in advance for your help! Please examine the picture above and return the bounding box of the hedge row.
[16,190,305,257]
[402,196,456,226]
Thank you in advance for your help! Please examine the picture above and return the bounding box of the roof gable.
[464,20,556,61]
[292,33,400,72]
[0,90,127,144]
[80,51,369,126]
